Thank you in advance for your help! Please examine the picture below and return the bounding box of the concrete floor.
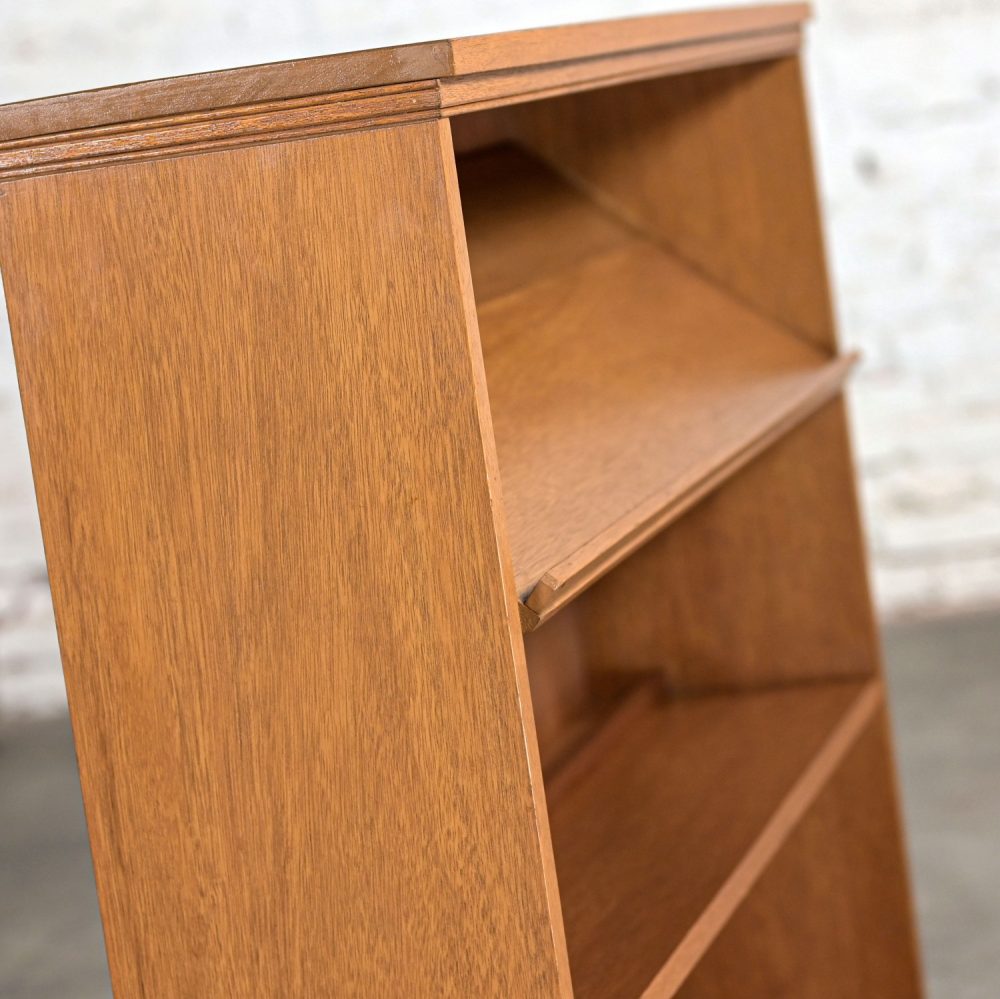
[884,612,1000,999]
[1,612,998,998]
[0,716,110,999]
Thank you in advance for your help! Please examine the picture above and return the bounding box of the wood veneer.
[675,716,923,998]
[547,679,881,999]
[458,55,838,351]
[579,399,883,692]
[461,147,852,623]
[0,121,569,997]
[0,4,923,997]
[0,5,807,180]
[0,5,807,143]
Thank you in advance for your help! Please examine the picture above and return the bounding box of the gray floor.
[884,612,1000,999]
[0,716,110,999]
[1,613,998,998]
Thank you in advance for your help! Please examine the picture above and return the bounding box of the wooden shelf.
[546,678,881,999]
[457,146,854,629]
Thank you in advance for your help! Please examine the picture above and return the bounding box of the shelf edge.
[520,353,858,632]
[639,679,883,998]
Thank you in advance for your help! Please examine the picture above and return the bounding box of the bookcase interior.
[448,58,921,998]
[452,58,850,629]
[517,402,917,998]
[673,718,921,999]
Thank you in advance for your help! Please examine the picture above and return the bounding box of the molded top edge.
[0,3,808,143]
[449,2,808,75]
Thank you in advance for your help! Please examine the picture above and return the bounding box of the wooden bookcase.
[0,4,923,996]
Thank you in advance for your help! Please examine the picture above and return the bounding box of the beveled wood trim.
[439,27,802,116]
[449,3,808,75]
[0,42,452,143]
[0,4,809,163]
[0,11,805,183]
[0,82,440,181]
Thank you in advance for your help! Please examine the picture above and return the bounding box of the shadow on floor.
[2,611,998,998]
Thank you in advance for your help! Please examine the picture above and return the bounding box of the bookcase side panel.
[0,121,568,997]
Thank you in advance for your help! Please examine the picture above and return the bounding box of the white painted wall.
[2,0,998,716]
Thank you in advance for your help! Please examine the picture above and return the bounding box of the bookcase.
[0,4,923,996]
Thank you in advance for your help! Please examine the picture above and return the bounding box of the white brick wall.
[807,0,1000,619]
[1,0,998,716]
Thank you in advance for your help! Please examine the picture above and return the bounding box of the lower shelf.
[545,677,881,999]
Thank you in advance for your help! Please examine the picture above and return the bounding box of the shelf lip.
[520,352,858,632]
[642,679,882,999]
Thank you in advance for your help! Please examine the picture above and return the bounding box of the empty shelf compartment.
[456,145,853,627]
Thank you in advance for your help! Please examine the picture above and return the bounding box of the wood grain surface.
[460,146,848,612]
[448,4,808,75]
[0,4,809,147]
[675,712,924,999]
[457,143,631,302]
[519,353,851,629]
[0,82,441,181]
[522,603,621,776]
[547,679,879,999]
[581,399,883,692]
[496,56,837,350]
[0,9,924,994]
[1,120,570,997]
[439,28,802,116]
[0,43,451,143]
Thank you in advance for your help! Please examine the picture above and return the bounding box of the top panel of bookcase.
[0,4,808,144]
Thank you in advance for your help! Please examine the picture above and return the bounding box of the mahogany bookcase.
[0,3,924,996]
